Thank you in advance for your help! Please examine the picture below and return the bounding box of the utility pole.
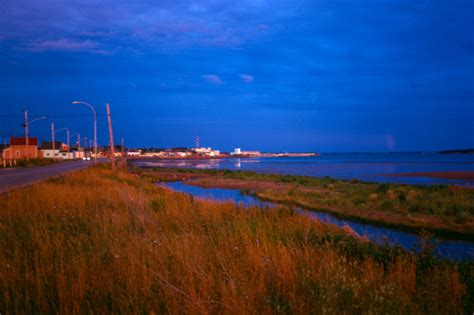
[106,103,116,171]
[3,138,6,168]
[66,129,70,152]
[51,122,55,159]
[24,110,29,161]
[121,136,125,157]
[9,138,12,167]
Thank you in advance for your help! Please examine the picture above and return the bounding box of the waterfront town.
[0,135,317,167]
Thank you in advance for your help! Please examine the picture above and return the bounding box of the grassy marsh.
[143,168,474,239]
[0,166,473,313]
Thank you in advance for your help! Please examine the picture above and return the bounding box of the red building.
[2,137,39,160]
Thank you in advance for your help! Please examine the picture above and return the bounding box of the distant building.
[175,152,190,157]
[142,151,166,157]
[194,147,211,154]
[232,148,241,155]
[242,151,261,157]
[41,141,69,159]
[194,147,220,157]
[69,147,85,159]
[127,150,142,157]
[2,137,39,160]
[231,148,260,157]
[209,150,220,157]
[56,151,74,160]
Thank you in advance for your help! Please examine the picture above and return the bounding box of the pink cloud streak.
[201,74,223,85]
[25,38,98,52]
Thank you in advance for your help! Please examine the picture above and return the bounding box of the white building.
[41,141,84,160]
[74,150,85,159]
[231,148,241,155]
[195,147,220,157]
[194,147,212,154]
[57,151,75,160]
[127,150,142,157]
[242,151,261,156]
[41,141,68,159]
[176,152,190,157]
[142,151,166,157]
[231,148,260,156]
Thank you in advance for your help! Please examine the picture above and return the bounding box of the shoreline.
[128,153,319,161]
[129,157,474,187]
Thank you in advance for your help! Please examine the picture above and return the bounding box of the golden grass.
[157,172,474,238]
[0,167,472,314]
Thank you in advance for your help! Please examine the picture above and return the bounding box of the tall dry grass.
[0,167,472,314]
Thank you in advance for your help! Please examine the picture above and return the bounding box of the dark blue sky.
[1,0,473,152]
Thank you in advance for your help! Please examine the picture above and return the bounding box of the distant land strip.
[439,148,474,154]
[384,171,474,180]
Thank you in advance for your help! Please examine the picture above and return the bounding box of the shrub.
[352,198,365,206]
[150,197,166,212]
[409,203,421,213]
[379,200,393,210]
[377,184,389,193]
[407,190,419,201]
[369,194,378,202]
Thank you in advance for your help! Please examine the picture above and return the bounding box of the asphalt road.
[0,160,96,193]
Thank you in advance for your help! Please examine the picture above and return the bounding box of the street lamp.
[54,128,69,158]
[69,132,80,148]
[72,101,97,164]
[55,127,70,152]
[23,113,46,161]
[28,116,47,125]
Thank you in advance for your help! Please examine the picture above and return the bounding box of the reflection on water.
[135,153,474,185]
[162,181,474,261]
[235,158,241,169]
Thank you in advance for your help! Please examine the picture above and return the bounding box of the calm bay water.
[136,153,474,186]
[141,153,474,259]
[163,181,474,261]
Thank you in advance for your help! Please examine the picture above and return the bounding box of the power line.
[0,114,106,118]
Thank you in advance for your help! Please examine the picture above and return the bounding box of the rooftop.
[10,137,38,146]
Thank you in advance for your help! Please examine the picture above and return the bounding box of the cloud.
[91,49,115,56]
[25,38,98,52]
[202,74,223,85]
[257,24,270,31]
[239,74,254,83]
[1,1,298,53]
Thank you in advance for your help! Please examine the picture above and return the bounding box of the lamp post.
[72,101,97,164]
[51,122,55,159]
[69,132,80,148]
[55,127,69,158]
[23,111,46,161]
